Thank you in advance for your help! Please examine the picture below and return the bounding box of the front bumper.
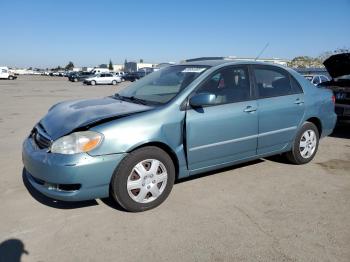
[22,137,126,201]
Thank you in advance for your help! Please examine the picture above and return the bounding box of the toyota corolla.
[22,60,337,212]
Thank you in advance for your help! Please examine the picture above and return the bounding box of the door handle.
[244,106,257,113]
[294,98,304,105]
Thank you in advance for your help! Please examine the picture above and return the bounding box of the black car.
[318,53,350,120]
[124,71,152,82]
[68,71,95,82]
[123,72,141,82]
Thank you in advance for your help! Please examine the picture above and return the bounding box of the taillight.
[332,95,336,104]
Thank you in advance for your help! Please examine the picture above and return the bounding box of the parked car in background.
[67,71,78,78]
[123,72,141,82]
[113,72,126,81]
[318,53,350,120]
[69,71,95,82]
[22,60,336,212]
[91,68,110,74]
[83,73,121,85]
[0,67,17,80]
[50,72,60,76]
[123,71,150,82]
[303,74,330,85]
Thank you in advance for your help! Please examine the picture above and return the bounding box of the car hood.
[39,97,153,140]
[323,53,350,79]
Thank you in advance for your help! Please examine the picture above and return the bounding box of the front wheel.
[112,80,117,85]
[8,76,13,80]
[111,146,175,212]
[285,122,319,164]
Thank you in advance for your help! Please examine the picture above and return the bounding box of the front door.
[186,65,258,172]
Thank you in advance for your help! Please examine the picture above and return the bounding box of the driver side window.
[195,66,251,105]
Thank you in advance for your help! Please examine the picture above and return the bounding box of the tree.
[318,47,350,62]
[65,61,74,71]
[140,59,144,63]
[99,64,108,68]
[288,47,350,68]
[109,59,113,71]
[287,56,323,68]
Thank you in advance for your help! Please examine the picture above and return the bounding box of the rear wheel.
[74,78,78,82]
[111,146,175,212]
[285,122,319,164]
[112,80,117,85]
[90,80,96,86]
[8,76,13,80]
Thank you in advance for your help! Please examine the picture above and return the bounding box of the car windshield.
[116,65,209,105]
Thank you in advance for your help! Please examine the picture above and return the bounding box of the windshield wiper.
[113,94,149,105]
[127,96,149,105]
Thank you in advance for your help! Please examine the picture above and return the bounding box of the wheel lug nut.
[147,185,150,189]
[152,180,156,184]
[142,183,145,186]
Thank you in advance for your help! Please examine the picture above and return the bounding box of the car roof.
[180,59,287,69]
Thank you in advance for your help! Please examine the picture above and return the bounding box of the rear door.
[186,65,258,172]
[105,73,114,83]
[98,73,107,84]
[252,65,305,154]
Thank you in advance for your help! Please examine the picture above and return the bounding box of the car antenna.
[255,43,269,61]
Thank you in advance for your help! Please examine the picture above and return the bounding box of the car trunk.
[321,53,350,106]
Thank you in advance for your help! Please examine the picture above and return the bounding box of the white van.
[0,67,16,80]
[91,68,110,74]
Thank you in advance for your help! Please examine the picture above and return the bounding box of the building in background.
[112,64,124,72]
[124,62,155,72]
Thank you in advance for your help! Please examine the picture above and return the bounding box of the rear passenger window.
[290,76,303,94]
[253,67,293,98]
[195,66,251,105]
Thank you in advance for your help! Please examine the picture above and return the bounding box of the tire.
[112,80,117,85]
[90,80,96,86]
[285,122,319,164]
[111,146,175,212]
[8,76,13,80]
[74,78,78,82]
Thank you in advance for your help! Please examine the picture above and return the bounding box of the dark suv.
[68,72,95,82]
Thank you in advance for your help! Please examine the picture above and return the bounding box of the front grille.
[32,125,52,149]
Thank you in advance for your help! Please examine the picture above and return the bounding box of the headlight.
[50,131,103,154]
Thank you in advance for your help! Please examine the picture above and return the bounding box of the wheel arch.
[305,117,322,137]
[129,142,180,179]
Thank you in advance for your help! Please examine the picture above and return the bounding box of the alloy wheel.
[299,129,317,159]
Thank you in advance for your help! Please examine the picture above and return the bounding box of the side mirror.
[189,93,216,108]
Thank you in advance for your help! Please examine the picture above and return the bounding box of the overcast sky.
[1,0,349,68]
